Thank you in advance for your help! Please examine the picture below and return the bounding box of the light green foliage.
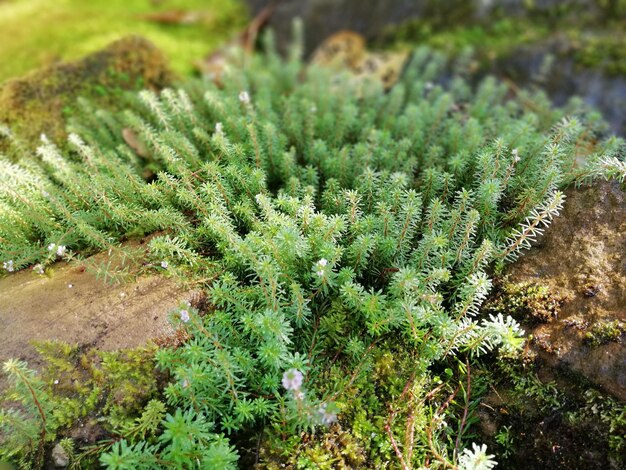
[0,359,51,469]
[494,425,514,459]
[1,29,625,467]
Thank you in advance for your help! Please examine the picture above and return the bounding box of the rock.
[246,1,626,136]
[0,240,192,393]
[0,35,173,153]
[488,36,626,137]
[246,0,611,55]
[506,181,626,400]
[51,443,69,467]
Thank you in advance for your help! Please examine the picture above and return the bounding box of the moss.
[380,16,553,73]
[262,423,368,470]
[583,319,624,347]
[0,0,247,84]
[381,6,626,75]
[568,30,626,76]
[486,280,566,324]
[258,347,477,469]
[33,340,160,432]
[0,35,173,151]
[0,341,163,466]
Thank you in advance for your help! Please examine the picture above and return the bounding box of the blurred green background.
[0,0,247,82]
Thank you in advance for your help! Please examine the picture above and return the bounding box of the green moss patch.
[486,280,566,325]
[584,319,625,347]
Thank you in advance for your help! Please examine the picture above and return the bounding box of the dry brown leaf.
[122,128,148,158]
[142,10,212,26]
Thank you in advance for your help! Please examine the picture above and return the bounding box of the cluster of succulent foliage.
[583,319,625,347]
[485,279,565,324]
[1,27,625,468]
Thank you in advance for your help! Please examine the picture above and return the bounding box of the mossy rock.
[0,36,173,152]
[505,181,626,401]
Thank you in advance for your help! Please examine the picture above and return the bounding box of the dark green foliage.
[482,357,625,467]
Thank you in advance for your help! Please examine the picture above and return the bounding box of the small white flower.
[47,243,56,251]
[239,91,250,104]
[180,309,190,323]
[282,368,304,391]
[317,403,337,425]
[512,148,521,163]
[3,260,14,272]
[68,283,73,288]
[458,443,497,470]
[53,379,59,385]
[215,122,223,134]
[40,133,49,144]
[33,264,45,275]
[294,390,305,400]
[425,81,434,90]
[315,258,329,277]
[56,245,66,257]
[160,260,169,269]
[182,378,190,388]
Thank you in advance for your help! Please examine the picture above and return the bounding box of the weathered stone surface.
[246,0,609,54]
[51,443,70,468]
[0,35,173,150]
[0,246,191,392]
[488,37,626,137]
[507,181,625,400]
